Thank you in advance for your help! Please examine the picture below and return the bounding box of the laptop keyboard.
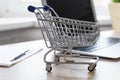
[73,37,120,52]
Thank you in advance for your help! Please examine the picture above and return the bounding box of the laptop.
[43,0,120,59]
[71,31,120,59]
[44,0,97,22]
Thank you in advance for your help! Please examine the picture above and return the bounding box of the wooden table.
[0,30,120,80]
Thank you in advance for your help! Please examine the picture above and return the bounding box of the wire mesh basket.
[28,5,99,72]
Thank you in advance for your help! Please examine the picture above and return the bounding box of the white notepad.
[0,40,43,67]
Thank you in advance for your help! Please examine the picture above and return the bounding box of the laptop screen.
[46,0,96,22]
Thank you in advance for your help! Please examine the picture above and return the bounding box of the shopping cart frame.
[28,5,99,72]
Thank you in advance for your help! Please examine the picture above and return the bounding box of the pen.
[10,50,29,62]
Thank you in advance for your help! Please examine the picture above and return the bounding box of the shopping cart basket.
[28,5,99,72]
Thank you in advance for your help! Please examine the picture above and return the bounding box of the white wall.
[0,0,42,17]
[0,0,9,17]
[0,0,42,31]
[94,0,111,25]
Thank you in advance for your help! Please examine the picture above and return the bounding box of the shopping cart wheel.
[88,64,96,72]
[46,64,52,72]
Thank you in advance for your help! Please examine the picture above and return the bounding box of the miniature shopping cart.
[28,5,99,72]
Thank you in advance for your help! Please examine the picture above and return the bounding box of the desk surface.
[0,30,120,80]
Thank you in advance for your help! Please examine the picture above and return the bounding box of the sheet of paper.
[0,40,43,67]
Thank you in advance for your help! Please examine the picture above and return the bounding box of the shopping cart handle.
[42,5,50,11]
[28,5,50,12]
[28,5,36,12]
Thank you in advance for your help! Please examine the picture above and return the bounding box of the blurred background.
[0,0,112,44]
